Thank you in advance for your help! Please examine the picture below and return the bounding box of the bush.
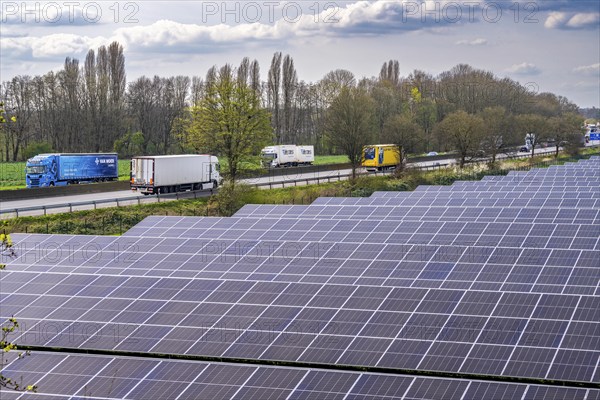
[22,141,53,160]
[209,183,257,216]
[351,187,373,197]
[114,132,144,158]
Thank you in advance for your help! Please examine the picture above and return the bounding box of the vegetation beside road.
[3,149,596,236]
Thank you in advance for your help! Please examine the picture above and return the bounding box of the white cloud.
[544,12,568,29]
[566,13,600,28]
[506,63,541,75]
[1,33,107,58]
[545,11,600,29]
[455,38,487,46]
[2,1,466,59]
[573,63,600,75]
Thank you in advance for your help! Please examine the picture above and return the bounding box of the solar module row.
[233,204,600,224]
[122,216,600,251]
[7,233,599,295]
[2,269,599,383]
[3,353,598,400]
[311,191,600,206]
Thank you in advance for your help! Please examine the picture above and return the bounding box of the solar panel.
[1,156,598,397]
[3,352,598,399]
[2,265,599,383]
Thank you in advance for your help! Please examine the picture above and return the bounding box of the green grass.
[314,155,349,165]
[0,160,131,189]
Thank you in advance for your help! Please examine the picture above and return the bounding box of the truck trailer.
[261,145,314,168]
[130,155,221,195]
[362,144,404,171]
[25,153,118,188]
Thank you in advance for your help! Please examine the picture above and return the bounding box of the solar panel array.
[1,156,599,398]
[3,353,597,400]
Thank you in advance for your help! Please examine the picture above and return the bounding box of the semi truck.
[261,145,314,168]
[25,153,118,188]
[130,155,221,195]
[362,144,404,171]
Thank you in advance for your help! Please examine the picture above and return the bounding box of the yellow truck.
[361,144,404,171]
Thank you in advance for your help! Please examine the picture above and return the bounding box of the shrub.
[22,142,53,160]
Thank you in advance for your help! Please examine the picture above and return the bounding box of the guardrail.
[0,187,217,218]
[0,180,130,202]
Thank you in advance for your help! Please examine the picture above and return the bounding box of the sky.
[1,0,599,107]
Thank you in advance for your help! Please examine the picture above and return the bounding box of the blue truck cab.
[25,153,118,188]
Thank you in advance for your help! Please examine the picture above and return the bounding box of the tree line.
[0,41,585,165]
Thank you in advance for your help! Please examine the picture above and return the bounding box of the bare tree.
[249,60,261,94]
[371,80,402,143]
[237,57,250,87]
[268,52,282,142]
[548,112,585,157]
[435,110,485,168]
[1,77,35,160]
[156,76,190,153]
[515,114,550,158]
[282,54,298,144]
[479,106,515,164]
[383,113,424,155]
[191,76,205,106]
[325,87,376,179]
[107,41,127,147]
[205,66,217,90]
[379,59,400,86]
[128,76,160,153]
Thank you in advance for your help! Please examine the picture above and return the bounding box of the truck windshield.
[26,166,46,174]
[364,147,376,160]
[262,153,276,159]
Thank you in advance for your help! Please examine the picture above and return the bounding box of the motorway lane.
[0,147,576,218]
[1,167,360,217]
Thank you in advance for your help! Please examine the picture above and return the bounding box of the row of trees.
[325,86,584,177]
[0,42,586,169]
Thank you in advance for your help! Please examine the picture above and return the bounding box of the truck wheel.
[49,182,54,187]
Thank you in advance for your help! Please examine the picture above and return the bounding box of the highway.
[0,147,571,218]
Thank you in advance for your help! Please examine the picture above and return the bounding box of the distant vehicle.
[585,124,599,142]
[524,133,536,151]
[520,146,529,152]
[130,155,221,195]
[25,153,118,188]
[261,145,314,168]
[362,144,405,171]
[426,151,438,156]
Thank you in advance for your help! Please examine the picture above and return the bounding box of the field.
[0,156,349,190]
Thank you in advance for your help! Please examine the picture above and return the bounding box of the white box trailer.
[261,145,315,168]
[131,155,221,195]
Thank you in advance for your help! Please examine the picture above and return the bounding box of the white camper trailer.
[261,145,315,168]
